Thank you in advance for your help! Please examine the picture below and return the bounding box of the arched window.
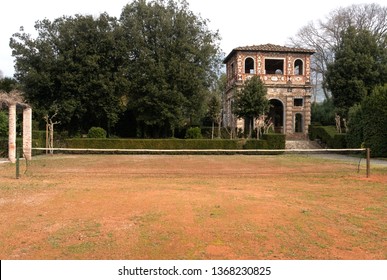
[245,57,255,74]
[294,59,304,75]
[295,113,303,133]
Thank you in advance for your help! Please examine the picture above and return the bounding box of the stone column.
[23,107,32,160]
[8,104,16,163]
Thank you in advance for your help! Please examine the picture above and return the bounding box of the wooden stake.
[366,148,371,178]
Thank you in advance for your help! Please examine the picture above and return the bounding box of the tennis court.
[0,154,386,259]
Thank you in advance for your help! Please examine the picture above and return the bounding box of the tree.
[289,3,387,100]
[206,73,226,139]
[232,76,269,138]
[120,0,221,137]
[346,85,387,157]
[207,94,221,139]
[325,27,387,116]
[0,111,7,137]
[0,77,18,92]
[361,85,387,157]
[10,13,129,135]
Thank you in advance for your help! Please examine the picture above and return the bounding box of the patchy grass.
[0,154,386,260]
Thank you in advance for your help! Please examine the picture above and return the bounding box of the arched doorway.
[295,113,303,133]
[268,99,284,133]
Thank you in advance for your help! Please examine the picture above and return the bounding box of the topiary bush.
[88,127,107,138]
[361,85,387,157]
[309,126,346,149]
[185,127,202,139]
[346,104,364,149]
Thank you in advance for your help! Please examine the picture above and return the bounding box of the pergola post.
[8,103,17,163]
[23,107,32,160]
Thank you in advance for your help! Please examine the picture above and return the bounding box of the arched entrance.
[295,113,303,133]
[268,99,284,133]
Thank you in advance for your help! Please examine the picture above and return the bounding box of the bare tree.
[44,111,60,155]
[289,3,387,100]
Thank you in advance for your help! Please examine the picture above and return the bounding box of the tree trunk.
[211,121,214,140]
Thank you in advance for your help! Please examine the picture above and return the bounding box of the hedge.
[65,134,286,152]
[0,131,47,157]
[262,133,286,149]
[65,138,243,150]
[309,126,346,149]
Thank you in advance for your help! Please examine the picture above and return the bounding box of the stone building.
[223,44,315,138]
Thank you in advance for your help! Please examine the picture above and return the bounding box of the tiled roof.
[223,44,315,63]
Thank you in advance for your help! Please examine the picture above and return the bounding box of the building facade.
[223,44,315,138]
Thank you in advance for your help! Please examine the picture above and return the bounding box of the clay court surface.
[0,154,386,260]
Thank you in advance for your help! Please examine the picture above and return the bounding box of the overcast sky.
[0,0,384,77]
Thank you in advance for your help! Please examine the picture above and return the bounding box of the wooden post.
[16,148,20,179]
[366,148,371,178]
[46,124,49,155]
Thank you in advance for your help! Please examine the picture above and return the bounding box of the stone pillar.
[23,107,32,160]
[8,104,16,163]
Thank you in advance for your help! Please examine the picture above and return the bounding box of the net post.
[16,148,20,179]
[366,148,371,178]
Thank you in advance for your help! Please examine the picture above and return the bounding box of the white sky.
[0,0,384,77]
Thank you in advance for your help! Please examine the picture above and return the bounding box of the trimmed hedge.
[243,139,268,149]
[0,131,47,157]
[65,134,286,151]
[309,126,346,149]
[262,134,286,149]
[65,138,243,150]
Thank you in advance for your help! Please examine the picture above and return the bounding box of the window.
[245,57,255,74]
[230,62,235,77]
[294,59,304,75]
[294,98,303,107]
[265,59,284,75]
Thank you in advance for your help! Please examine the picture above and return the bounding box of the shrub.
[361,85,387,157]
[311,99,335,126]
[346,104,364,149]
[309,126,346,149]
[65,139,242,150]
[262,134,286,149]
[88,127,107,138]
[0,111,7,137]
[244,139,268,149]
[185,127,202,139]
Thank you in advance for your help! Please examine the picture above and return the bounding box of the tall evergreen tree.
[325,27,387,116]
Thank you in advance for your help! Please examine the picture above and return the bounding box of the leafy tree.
[0,77,18,92]
[346,104,364,149]
[0,111,7,137]
[232,76,269,138]
[346,85,387,157]
[206,73,226,139]
[361,85,387,157]
[120,0,221,137]
[207,94,221,139]
[10,13,129,135]
[290,3,387,100]
[325,27,387,116]
[311,98,335,126]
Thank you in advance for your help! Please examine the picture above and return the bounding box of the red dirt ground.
[0,154,386,260]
